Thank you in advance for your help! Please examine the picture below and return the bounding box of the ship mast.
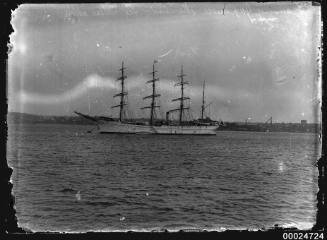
[112,61,127,122]
[172,65,190,125]
[142,60,160,125]
[201,80,206,119]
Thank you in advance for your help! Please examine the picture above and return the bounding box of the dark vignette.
[0,0,325,239]
[0,0,25,235]
[313,0,327,232]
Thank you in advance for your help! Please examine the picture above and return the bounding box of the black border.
[313,0,327,232]
[1,0,325,238]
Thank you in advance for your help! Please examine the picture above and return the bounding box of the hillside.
[6,112,95,125]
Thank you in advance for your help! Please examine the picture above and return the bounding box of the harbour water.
[7,123,319,232]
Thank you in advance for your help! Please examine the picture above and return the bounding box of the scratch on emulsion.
[158,49,173,59]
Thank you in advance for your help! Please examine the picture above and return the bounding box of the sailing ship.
[75,61,219,135]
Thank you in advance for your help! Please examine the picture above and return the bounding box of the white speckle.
[146,192,149,196]
[75,191,81,201]
[120,216,125,221]
[229,65,236,72]
[16,42,27,55]
[242,56,252,64]
[96,43,100,47]
[246,57,252,64]
[19,92,27,102]
[278,162,284,172]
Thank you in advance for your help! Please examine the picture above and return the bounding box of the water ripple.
[8,123,319,232]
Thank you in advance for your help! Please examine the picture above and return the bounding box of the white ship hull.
[98,121,218,135]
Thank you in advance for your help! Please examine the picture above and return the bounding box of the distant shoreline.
[6,112,320,133]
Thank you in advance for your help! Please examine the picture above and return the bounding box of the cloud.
[9,3,319,122]
[15,72,253,108]
[16,74,117,104]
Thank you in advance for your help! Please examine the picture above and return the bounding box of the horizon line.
[7,111,320,124]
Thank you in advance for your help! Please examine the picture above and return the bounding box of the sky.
[8,2,321,123]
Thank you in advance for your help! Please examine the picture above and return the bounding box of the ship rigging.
[141,60,161,126]
[75,61,219,135]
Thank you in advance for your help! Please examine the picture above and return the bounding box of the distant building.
[301,120,307,125]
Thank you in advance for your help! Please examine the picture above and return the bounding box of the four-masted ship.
[75,61,219,135]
